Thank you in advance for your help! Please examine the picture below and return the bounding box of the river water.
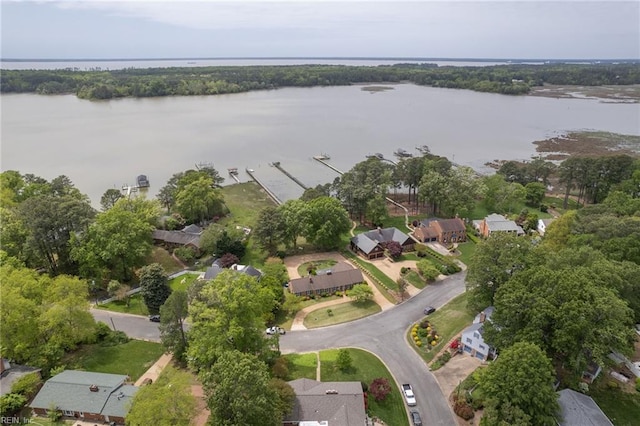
[1,84,638,207]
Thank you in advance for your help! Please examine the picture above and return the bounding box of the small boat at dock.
[394,148,413,158]
[136,174,150,188]
[313,153,331,160]
[366,153,384,160]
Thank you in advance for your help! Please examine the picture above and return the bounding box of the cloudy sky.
[1,1,639,60]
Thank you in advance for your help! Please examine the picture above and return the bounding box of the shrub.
[453,398,474,420]
[361,381,369,392]
[400,266,408,274]
[219,252,240,268]
[327,309,333,316]
[607,380,619,389]
[336,349,352,372]
[416,341,422,347]
[10,373,41,399]
[539,203,549,213]
[0,393,27,417]
[636,377,640,392]
[418,328,428,338]
[272,357,289,380]
[369,378,392,402]
[420,320,430,328]
[174,246,196,262]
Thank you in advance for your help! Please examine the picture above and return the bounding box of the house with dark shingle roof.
[288,262,364,296]
[202,261,262,281]
[152,224,203,254]
[350,227,414,259]
[0,358,41,396]
[413,217,467,244]
[30,370,137,424]
[283,378,368,426]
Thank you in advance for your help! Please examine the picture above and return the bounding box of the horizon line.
[2,56,639,63]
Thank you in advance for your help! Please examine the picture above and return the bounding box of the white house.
[537,218,555,236]
[461,306,497,361]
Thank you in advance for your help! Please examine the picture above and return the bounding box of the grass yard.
[297,259,338,277]
[404,270,427,289]
[145,247,183,275]
[96,294,148,316]
[274,294,343,330]
[341,250,399,292]
[591,382,640,426]
[410,292,475,363]
[455,241,477,267]
[169,272,200,292]
[283,352,318,380]
[320,348,408,426]
[63,340,164,381]
[219,182,276,228]
[303,300,381,329]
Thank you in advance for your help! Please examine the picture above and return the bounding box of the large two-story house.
[350,227,414,259]
[461,306,497,361]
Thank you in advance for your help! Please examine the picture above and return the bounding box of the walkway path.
[134,353,173,385]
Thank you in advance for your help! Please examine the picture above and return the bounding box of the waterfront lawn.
[146,247,183,275]
[169,272,199,292]
[283,353,318,380]
[411,292,475,363]
[320,348,408,426]
[63,340,164,381]
[96,294,148,316]
[303,301,381,329]
[219,182,276,228]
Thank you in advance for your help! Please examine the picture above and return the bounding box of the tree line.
[2,63,639,99]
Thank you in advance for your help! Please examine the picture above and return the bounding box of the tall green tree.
[202,351,281,426]
[71,200,153,282]
[100,188,124,210]
[336,158,392,221]
[159,290,189,362]
[301,196,351,250]
[174,175,224,224]
[478,342,559,426]
[139,263,172,315]
[465,233,533,311]
[187,271,275,371]
[252,206,287,255]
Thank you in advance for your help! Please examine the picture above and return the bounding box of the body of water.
[1,84,638,207]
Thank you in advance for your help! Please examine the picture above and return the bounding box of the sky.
[1,1,639,60]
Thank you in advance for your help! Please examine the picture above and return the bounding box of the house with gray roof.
[283,378,367,426]
[461,306,497,361]
[152,224,203,254]
[475,213,524,237]
[202,261,262,281]
[413,217,467,244]
[557,389,613,426]
[30,370,138,425]
[0,358,40,396]
[288,262,364,296]
[350,227,414,259]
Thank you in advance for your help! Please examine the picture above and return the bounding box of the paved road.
[91,308,162,342]
[90,272,466,425]
[281,272,466,426]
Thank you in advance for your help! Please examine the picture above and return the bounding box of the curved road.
[91,272,466,425]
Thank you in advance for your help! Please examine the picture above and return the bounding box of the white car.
[266,326,286,335]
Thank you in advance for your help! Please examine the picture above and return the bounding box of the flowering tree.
[369,378,392,402]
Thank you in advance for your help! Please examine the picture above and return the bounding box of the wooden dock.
[228,168,241,184]
[271,162,308,190]
[245,168,282,205]
[313,157,344,175]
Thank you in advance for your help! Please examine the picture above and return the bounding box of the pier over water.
[245,168,282,205]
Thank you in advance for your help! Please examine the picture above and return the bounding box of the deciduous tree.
[159,290,189,362]
[139,263,172,315]
[347,284,373,303]
[369,377,392,402]
[301,196,351,250]
[100,188,123,211]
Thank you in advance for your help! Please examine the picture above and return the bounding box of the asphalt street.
[90,271,466,425]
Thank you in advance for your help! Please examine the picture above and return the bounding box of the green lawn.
[169,272,200,292]
[410,292,475,363]
[303,300,381,329]
[320,348,408,426]
[146,246,184,275]
[283,353,318,380]
[297,259,338,277]
[96,294,148,316]
[591,382,640,426]
[404,270,427,289]
[63,340,165,381]
[455,241,477,267]
[29,417,73,426]
[341,250,399,292]
[274,294,343,330]
[219,182,276,228]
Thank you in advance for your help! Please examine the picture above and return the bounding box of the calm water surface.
[1,84,638,207]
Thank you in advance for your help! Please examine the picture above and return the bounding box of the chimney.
[309,277,313,283]
[479,312,486,323]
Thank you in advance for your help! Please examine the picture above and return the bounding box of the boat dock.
[270,162,308,190]
[245,168,282,205]
[228,168,241,184]
[313,157,344,175]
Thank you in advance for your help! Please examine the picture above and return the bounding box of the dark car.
[423,306,436,315]
[410,410,422,426]
[149,315,160,322]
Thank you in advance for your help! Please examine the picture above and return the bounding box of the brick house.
[152,224,203,255]
[30,370,137,425]
[412,217,467,244]
[288,262,364,297]
[350,227,414,260]
[473,214,524,237]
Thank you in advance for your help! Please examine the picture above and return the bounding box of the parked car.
[410,410,423,426]
[149,315,160,322]
[423,306,436,315]
[266,326,286,335]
